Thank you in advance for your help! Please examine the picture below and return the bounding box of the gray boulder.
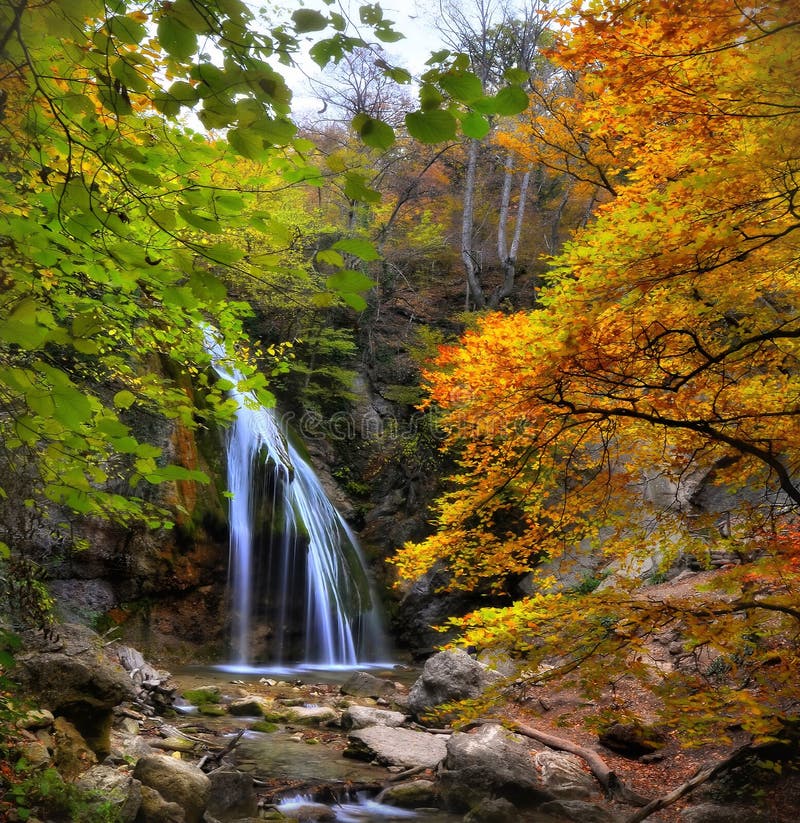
[534,750,597,799]
[463,797,519,823]
[439,723,553,812]
[345,726,448,768]
[206,768,258,821]
[340,671,397,699]
[137,784,185,823]
[681,804,770,823]
[341,705,406,730]
[377,779,439,808]
[407,649,500,723]
[76,765,142,823]
[133,754,211,823]
[539,799,617,822]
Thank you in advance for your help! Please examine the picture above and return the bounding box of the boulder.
[463,797,519,823]
[598,722,666,758]
[15,624,135,757]
[340,671,396,699]
[227,695,274,716]
[534,750,597,799]
[345,726,448,768]
[407,649,500,723]
[137,784,186,823]
[681,803,770,823]
[283,705,338,724]
[17,740,51,769]
[439,724,554,812]
[133,755,211,823]
[76,765,142,823]
[16,709,55,730]
[206,768,258,820]
[376,779,439,808]
[539,799,617,823]
[341,706,406,730]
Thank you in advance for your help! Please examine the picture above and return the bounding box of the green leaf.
[316,249,345,267]
[326,269,376,293]
[461,111,491,139]
[227,126,266,160]
[504,67,531,84]
[492,85,530,116]
[107,15,146,45]
[113,390,136,409]
[0,298,50,348]
[332,238,381,262]
[405,109,457,143]
[352,113,395,150]
[440,71,483,103]
[419,83,444,111]
[292,9,328,32]
[158,16,198,61]
[343,172,381,203]
[341,291,368,311]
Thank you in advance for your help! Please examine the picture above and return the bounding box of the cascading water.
[205,331,389,669]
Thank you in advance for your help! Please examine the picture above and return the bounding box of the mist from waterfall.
[205,332,389,669]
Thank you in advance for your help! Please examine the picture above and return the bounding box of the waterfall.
[205,331,389,669]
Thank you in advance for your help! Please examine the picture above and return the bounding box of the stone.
[76,765,142,823]
[15,624,135,757]
[206,768,258,820]
[340,671,397,699]
[283,705,338,724]
[463,797,519,823]
[18,740,51,769]
[439,724,553,812]
[133,754,211,823]
[377,779,439,808]
[538,799,617,823]
[16,709,55,730]
[680,803,769,823]
[534,750,597,799]
[227,695,274,716]
[277,801,336,821]
[407,649,501,723]
[53,716,97,780]
[341,705,406,730]
[345,726,448,768]
[137,784,186,823]
[598,722,666,758]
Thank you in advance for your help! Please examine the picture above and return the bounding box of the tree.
[393,0,800,744]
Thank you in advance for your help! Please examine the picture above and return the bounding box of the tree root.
[506,720,651,806]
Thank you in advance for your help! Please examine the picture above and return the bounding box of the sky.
[276,0,447,116]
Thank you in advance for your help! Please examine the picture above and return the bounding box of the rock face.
[340,671,397,699]
[206,768,258,820]
[407,649,500,723]
[76,765,143,823]
[345,726,449,768]
[439,724,554,812]
[15,624,135,757]
[133,755,211,823]
[534,750,597,799]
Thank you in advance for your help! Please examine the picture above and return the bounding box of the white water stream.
[205,331,388,668]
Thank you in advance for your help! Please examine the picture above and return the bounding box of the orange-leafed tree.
[393,0,800,745]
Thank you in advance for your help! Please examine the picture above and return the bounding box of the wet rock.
[228,695,274,716]
[407,649,501,724]
[341,706,406,730]
[439,724,553,812]
[206,767,258,820]
[137,784,186,823]
[463,797,519,823]
[345,726,448,768]
[340,671,396,699]
[277,801,336,821]
[284,705,338,724]
[377,779,439,808]
[534,750,597,799]
[133,754,211,823]
[76,765,142,823]
[539,799,617,822]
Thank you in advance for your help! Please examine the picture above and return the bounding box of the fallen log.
[505,720,651,806]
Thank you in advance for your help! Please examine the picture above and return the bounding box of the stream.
[173,665,463,823]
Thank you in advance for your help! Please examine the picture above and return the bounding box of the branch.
[506,720,650,806]
[623,745,751,823]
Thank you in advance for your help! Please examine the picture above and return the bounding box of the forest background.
[1,0,799,773]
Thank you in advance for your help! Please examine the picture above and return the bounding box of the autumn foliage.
[393,0,800,743]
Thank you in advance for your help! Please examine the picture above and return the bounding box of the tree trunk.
[461,137,486,310]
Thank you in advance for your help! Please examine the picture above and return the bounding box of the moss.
[250,720,279,733]
[182,686,221,705]
[197,705,227,717]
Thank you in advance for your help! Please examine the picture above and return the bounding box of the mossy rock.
[198,705,227,717]
[182,686,221,705]
[250,721,279,733]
